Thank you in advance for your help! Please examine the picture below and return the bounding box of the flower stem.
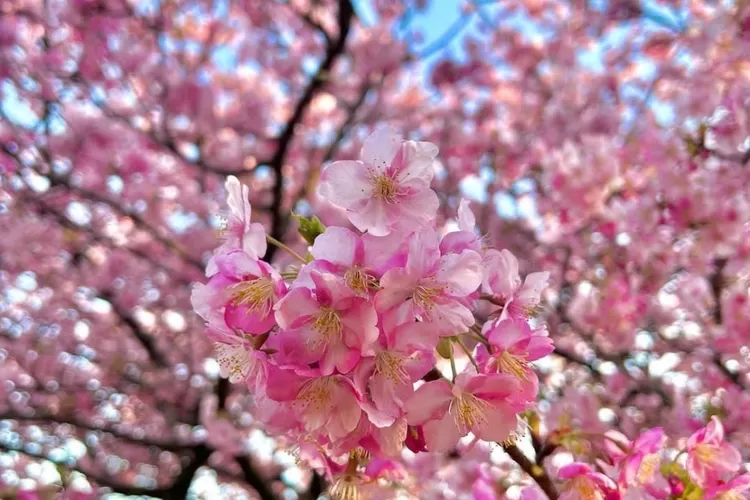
[448,345,458,383]
[266,234,307,263]
[457,338,480,372]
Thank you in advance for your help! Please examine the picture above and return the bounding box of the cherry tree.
[1,0,749,498]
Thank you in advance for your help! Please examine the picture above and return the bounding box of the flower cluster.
[553,417,747,500]
[192,127,553,493]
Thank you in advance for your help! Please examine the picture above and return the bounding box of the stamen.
[371,174,398,203]
[450,393,492,434]
[344,266,377,295]
[635,453,660,484]
[494,351,530,380]
[374,351,409,384]
[308,308,343,349]
[719,492,745,500]
[328,475,361,500]
[215,343,252,383]
[568,477,601,500]
[695,443,723,465]
[413,281,443,313]
[296,377,333,411]
[227,277,274,316]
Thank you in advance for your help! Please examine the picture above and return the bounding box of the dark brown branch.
[236,456,278,500]
[265,0,355,260]
[503,444,558,499]
[100,289,168,367]
[163,444,213,500]
[708,258,747,390]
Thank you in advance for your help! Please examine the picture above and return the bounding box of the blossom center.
[309,307,343,348]
[215,343,252,382]
[635,453,660,484]
[450,393,491,434]
[344,266,377,295]
[413,281,443,313]
[372,174,398,203]
[568,477,602,500]
[718,491,745,500]
[374,351,408,383]
[228,277,274,315]
[694,443,722,465]
[494,351,530,380]
[296,377,333,411]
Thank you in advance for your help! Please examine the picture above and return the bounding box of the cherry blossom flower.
[704,474,750,500]
[274,271,378,375]
[620,427,667,488]
[375,230,482,336]
[353,322,435,426]
[558,462,621,500]
[319,127,440,236]
[477,318,554,398]
[405,373,522,452]
[686,416,742,487]
[482,248,549,319]
[265,368,363,442]
[207,250,287,335]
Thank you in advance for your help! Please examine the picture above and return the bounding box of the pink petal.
[465,373,519,401]
[516,271,550,305]
[634,427,667,452]
[483,249,521,297]
[686,456,707,486]
[457,198,476,232]
[712,442,742,472]
[243,223,268,259]
[225,175,250,222]
[361,126,403,171]
[394,140,438,189]
[341,299,379,349]
[435,250,483,296]
[525,335,556,360]
[348,198,391,236]
[321,342,360,375]
[558,463,594,480]
[370,374,401,417]
[216,250,266,279]
[486,319,532,350]
[375,268,418,312]
[264,366,306,401]
[426,299,475,335]
[394,187,440,230]
[520,487,548,500]
[472,402,517,443]
[621,455,643,486]
[440,230,482,255]
[362,230,408,275]
[274,287,319,330]
[224,304,275,335]
[405,229,441,275]
[329,383,362,440]
[405,380,453,425]
[319,160,373,208]
[191,283,213,321]
[374,418,407,457]
[311,226,361,267]
[704,416,724,443]
[423,412,462,452]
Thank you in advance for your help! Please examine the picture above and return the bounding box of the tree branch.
[502,444,558,499]
[236,456,278,500]
[265,0,355,260]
